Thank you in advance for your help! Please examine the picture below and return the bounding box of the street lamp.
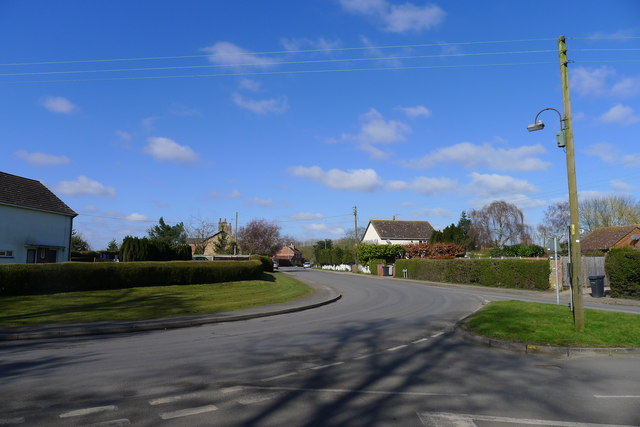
[527,105,584,332]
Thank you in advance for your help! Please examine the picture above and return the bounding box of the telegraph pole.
[558,36,584,332]
[353,206,359,266]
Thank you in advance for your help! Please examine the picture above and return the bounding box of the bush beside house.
[605,248,640,299]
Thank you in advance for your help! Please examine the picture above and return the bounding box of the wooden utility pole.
[558,35,585,332]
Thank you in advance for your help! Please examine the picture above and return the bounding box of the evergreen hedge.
[395,258,550,290]
[0,260,264,296]
[605,248,640,299]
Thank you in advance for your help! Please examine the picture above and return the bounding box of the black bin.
[588,275,605,298]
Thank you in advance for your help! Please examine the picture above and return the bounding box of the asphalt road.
[1,268,639,426]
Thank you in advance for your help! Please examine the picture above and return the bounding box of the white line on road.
[237,395,276,405]
[221,386,245,394]
[245,386,467,397]
[310,362,344,370]
[59,405,118,419]
[387,345,408,352]
[594,395,640,399]
[0,418,25,425]
[412,338,429,344]
[262,372,297,381]
[431,332,444,338]
[417,411,633,427]
[159,404,218,420]
[149,392,205,405]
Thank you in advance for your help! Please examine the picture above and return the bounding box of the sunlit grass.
[0,273,311,326]
[462,300,640,347]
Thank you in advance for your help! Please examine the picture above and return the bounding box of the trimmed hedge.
[605,248,640,299]
[252,255,274,273]
[0,260,264,296]
[395,258,550,290]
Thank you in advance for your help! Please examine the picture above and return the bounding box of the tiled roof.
[0,171,77,216]
[580,225,639,251]
[369,220,434,240]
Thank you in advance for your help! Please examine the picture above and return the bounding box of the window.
[0,250,14,258]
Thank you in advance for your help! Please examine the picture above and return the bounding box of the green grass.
[0,273,312,326]
[462,300,640,347]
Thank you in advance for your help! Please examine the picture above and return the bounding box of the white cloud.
[202,41,275,67]
[292,212,325,220]
[169,104,201,117]
[599,104,640,124]
[340,0,445,33]
[410,208,450,218]
[232,93,289,115]
[339,108,411,158]
[144,137,198,163]
[55,176,116,197]
[572,66,615,96]
[585,142,640,167]
[280,37,342,53]
[396,105,432,118]
[142,116,158,130]
[15,150,69,166]
[470,195,546,211]
[125,213,149,222]
[247,197,273,207]
[388,176,458,195]
[228,189,242,198]
[115,130,133,141]
[41,96,76,114]
[467,173,538,197]
[305,223,328,231]
[611,77,640,97]
[404,142,549,171]
[610,179,635,192]
[238,78,262,91]
[289,166,383,192]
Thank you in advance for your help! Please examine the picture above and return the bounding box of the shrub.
[489,244,546,258]
[0,260,264,296]
[252,255,274,273]
[605,248,640,299]
[120,236,191,261]
[404,242,465,259]
[395,258,550,290]
[356,244,404,264]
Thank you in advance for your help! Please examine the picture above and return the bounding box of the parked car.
[273,262,279,270]
[303,262,312,268]
[192,256,209,261]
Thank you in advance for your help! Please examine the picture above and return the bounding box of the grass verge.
[0,273,312,326]
[462,300,640,348]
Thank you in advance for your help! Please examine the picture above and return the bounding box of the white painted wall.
[0,204,73,264]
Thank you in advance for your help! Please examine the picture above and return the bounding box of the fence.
[552,256,607,290]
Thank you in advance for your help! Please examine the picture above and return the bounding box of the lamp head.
[527,121,545,132]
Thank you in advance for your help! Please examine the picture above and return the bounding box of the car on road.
[273,262,279,270]
[192,256,209,261]
[303,262,312,268]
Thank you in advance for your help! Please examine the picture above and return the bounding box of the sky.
[1,0,639,250]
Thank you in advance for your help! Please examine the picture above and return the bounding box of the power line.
[0,37,559,67]
[0,49,558,78]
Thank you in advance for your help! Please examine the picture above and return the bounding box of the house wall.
[361,226,380,244]
[612,228,640,249]
[0,204,73,264]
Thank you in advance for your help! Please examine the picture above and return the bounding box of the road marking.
[431,332,444,338]
[412,338,429,344]
[387,345,408,352]
[310,362,344,370]
[594,395,640,399]
[417,411,633,426]
[221,386,245,394]
[353,354,372,360]
[59,405,118,418]
[0,418,25,425]
[149,392,204,405]
[237,395,275,405]
[262,372,297,381]
[245,386,466,397]
[159,404,218,420]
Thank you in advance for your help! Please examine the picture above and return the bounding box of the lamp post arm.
[534,107,565,130]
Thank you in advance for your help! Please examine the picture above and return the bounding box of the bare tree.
[187,216,217,255]
[237,219,285,255]
[470,200,531,248]
[537,201,570,244]
[580,195,640,232]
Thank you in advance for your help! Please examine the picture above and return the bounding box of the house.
[187,218,234,256]
[274,243,302,266]
[361,219,434,245]
[0,171,77,264]
[580,225,640,252]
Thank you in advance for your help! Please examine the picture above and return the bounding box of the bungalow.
[580,225,640,253]
[0,171,77,264]
[361,219,434,245]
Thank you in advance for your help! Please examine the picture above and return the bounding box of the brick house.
[580,225,640,252]
[0,171,77,264]
[274,243,302,266]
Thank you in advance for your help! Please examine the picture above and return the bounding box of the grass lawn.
[0,273,312,327]
[462,300,640,348]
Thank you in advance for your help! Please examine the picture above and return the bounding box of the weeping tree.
[470,200,531,248]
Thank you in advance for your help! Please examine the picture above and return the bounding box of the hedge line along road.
[1,267,639,426]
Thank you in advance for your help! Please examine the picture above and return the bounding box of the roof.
[0,171,77,217]
[580,225,640,251]
[368,220,434,240]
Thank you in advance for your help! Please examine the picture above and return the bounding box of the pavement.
[2,270,640,358]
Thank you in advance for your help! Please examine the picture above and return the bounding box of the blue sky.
[1,0,639,249]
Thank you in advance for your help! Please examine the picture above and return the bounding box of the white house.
[361,219,434,245]
[0,171,77,264]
